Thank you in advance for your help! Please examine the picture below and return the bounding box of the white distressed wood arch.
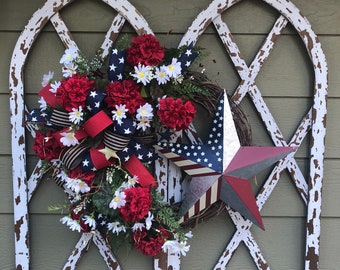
[9,1,153,269]
[177,0,328,269]
[10,0,327,269]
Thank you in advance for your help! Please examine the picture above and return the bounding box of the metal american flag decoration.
[155,92,294,229]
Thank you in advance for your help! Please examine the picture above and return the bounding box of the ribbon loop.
[60,140,90,170]
[104,130,130,151]
[82,110,113,138]
[50,110,72,127]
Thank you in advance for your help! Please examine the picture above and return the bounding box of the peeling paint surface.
[179,0,327,269]
[10,0,327,269]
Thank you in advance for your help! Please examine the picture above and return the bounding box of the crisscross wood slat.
[10,1,153,269]
[10,0,327,269]
[178,0,327,269]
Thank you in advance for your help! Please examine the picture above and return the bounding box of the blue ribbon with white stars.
[177,43,200,73]
[108,48,126,82]
[86,89,106,115]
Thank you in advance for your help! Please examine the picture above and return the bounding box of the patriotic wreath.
[27,34,228,257]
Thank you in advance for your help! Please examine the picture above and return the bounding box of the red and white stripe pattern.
[154,92,242,222]
[154,144,220,177]
[179,176,223,222]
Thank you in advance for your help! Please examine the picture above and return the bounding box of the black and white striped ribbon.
[50,109,72,127]
[60,140,90,170]
[103,131,130,151]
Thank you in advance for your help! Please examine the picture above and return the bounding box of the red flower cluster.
[126,34,164,66]
[32,130,62,161]
[157,97,196,130]
[133,226,170,256]
[119,187,152,222]
[56,74,94,112]
[105,80,145,114]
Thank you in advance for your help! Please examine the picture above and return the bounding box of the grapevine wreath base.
[28,34,253,258]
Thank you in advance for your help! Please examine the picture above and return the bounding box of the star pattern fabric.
[118,139,157,164]
[155,92,294,229]
[86,90,106,115]
[26,108,51,125]
[177,43,199,73]
[108,48,126,82]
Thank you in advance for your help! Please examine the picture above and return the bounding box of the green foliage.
[168,77,211,99]
[92,167,127,217]
[48,203,68,213]
[115,34,131,51]
[92,181,117,217]
[73,49,105,81]
[150,188,185,239]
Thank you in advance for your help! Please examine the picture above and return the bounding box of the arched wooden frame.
[176,1,328,269]
[9,0,327,269]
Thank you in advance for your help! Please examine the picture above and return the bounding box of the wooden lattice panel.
[10,0,327,269]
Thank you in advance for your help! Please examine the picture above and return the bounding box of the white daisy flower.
[165,58,182,78]
[60,131,79,147]
[145,211,154,230]
[68,220,82,232]
[185,231,193,239]
[128,175,139,186]
[136,118,151,131]
[41,71,54,87]
[38,97,48,111]
[64,177,88,194]
[69,106,84,125]
[60,216,72,225]
[162,240,190,256]
[50,81,61,93]
[112,104,128,124]
[109,190,126,209]
[107,221,125,235]
[132,223,145,232]
[60,216,81,232]
[60,48,79,65]
[120,175,139,189]
[64,177,75,191]
[136,103,153,120]
[62,62,78,78]
[131,64,153,85]
[176,241,190,256]
[75,180,91,194]
[83,215,96,230]
[154,66,170,85]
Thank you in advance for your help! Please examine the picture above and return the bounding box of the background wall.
[0,0,339,269]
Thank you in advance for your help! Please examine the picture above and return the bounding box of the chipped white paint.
[10,0,327,269]
[179,0,327,269]
[9,0,153,269]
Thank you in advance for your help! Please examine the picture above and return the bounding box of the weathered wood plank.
[1,0,336,269]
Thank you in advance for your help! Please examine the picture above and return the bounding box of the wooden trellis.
[9,0,327,269]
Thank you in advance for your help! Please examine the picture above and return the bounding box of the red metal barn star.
[155,92,294,229]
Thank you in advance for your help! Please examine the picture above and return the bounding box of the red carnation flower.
[157,97,196,131]
[126,34,164,67]
[32,130,62,161]
[133,226,170,256]
[56,74,94,112]
[119,187,152,222]
[105,80,145,114]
